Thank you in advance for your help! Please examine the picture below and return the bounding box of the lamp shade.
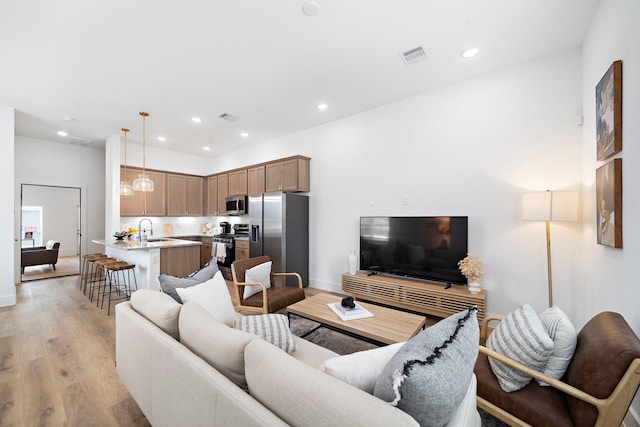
[522,191,578,222]
[133,173,155,192]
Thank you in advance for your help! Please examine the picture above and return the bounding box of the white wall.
[213,49,584,318]
[580,0,640,419]
[1,106,16,307]
[15,137,106,262]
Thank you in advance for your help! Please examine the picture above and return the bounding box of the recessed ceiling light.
[203,146,210,151]
[63,116,76,121]
[317,103,328,111]
[192,117,202,123]
[461,47,480,59]
[240,132,249,138]
[57,131,68,136]
[157,136,166,142]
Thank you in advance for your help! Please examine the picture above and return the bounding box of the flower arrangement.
[458,253,484,282]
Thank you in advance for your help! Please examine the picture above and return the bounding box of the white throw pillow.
[321,341,405,394]
[486,304,554,392]
[176,271,237,326]
[243,261,272,299]
[537,305,577,385]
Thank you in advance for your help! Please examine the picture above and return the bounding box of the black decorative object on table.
[341,296,356,309]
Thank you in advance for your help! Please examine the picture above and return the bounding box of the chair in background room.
[21,240,60,273]
[231,255,305,314]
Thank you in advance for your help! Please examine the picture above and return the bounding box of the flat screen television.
[360,216,468,286]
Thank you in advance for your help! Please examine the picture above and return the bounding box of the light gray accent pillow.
[158,274,199,303]
[188,258,219,281]
[487,304,554,392]
[158,259,218,303]
[373,307,479,427]
[235,313,297,354]
[538,305,577,385]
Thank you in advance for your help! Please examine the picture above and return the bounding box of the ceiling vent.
[219,113,238,122]
[68,135,91,145]
[400,46,427,65]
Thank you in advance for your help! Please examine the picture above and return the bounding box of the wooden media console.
[342,272,486,321]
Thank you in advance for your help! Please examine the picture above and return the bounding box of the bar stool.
[89,257,120,304]
[80,253,107,294]
[100,262,138,315]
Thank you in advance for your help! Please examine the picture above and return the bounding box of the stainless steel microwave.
[225,195,248,215]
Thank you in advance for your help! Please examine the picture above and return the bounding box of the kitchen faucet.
[138,218,154,241]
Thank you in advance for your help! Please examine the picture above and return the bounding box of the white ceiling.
[1,0,599,157]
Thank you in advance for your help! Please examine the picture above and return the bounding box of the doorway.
[21,184,81,281]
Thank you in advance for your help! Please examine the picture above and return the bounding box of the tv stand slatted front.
[342,272,486,321]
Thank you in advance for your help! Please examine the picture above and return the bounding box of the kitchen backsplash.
[121,216,245,236]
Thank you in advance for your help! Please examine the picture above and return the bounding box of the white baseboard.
[308,278,343,295]
[623,408,640,427]
[0,293,17,307]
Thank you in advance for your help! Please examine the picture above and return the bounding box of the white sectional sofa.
[115,291,481,427]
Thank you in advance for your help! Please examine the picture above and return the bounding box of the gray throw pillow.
[188,258,219,281]
[158,258,220,303]
[373,307,479,427]
[158,274,199,303]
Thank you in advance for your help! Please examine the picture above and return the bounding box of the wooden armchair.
[475,311,640,427]
[231,256,305,314]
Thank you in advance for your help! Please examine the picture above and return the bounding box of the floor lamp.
[522,191,578,307]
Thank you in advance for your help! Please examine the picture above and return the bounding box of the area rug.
[288,314,378,355]
[479,409,509,427]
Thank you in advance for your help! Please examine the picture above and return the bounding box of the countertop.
[93,237,203,250]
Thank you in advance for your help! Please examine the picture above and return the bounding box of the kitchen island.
[92,237,202,290]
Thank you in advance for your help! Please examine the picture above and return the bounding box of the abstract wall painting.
[596,60,622,161]
[596,158,622,248]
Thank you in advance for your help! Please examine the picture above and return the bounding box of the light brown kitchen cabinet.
[265,156,310,193]
[167,174,203,216]
[160,246,200,277]
[120,167,167,216]
[217,173,229,215]
[247,165,265,196]
[207,176,219,215]
[228,169,247,196]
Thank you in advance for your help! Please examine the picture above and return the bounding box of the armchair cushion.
[241,286,305,312]
[486,304,554,392]
[243,261,272,299]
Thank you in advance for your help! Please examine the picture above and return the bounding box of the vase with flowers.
[458,253,484,294]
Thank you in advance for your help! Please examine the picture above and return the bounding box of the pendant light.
[132,111,154,192]
[117,127,135,196]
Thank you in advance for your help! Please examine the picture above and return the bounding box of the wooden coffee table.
[287,293,426,345]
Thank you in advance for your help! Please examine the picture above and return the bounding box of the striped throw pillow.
[487,304,554,392]
[235,313,298,354]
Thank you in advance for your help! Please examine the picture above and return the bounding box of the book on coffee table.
[327,302,374,321]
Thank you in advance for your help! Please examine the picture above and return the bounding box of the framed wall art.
[595,60,622,161]
[596,158,622,248]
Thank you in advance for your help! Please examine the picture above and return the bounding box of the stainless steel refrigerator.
[249,191,309,287]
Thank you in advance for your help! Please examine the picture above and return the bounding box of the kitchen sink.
[145,237,174,242]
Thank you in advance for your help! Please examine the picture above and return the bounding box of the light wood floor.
[21,256,80,282]
[0,275,150,427]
